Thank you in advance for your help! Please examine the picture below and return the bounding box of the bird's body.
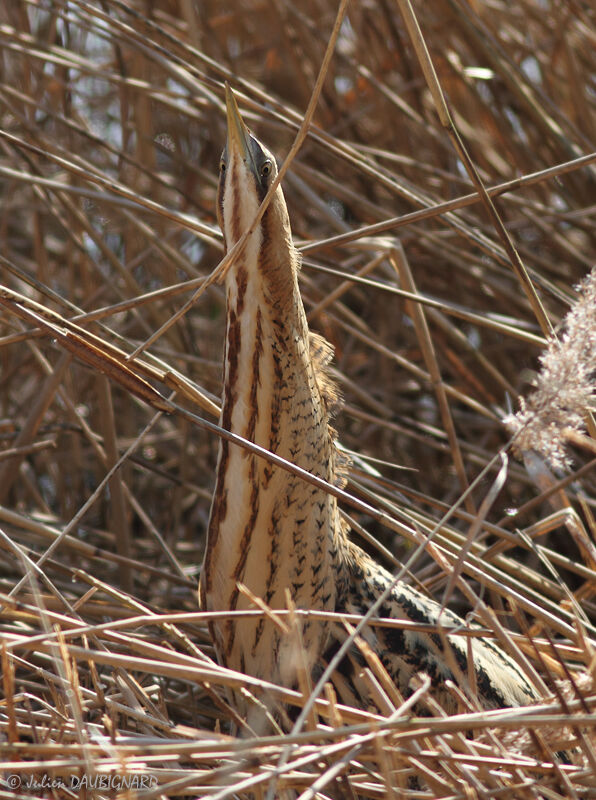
[200,86,538,722]
[200,89,347,691]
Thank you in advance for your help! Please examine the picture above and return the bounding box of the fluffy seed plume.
[505,268,596,469]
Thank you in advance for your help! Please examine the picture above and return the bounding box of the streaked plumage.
[200,85,538,724]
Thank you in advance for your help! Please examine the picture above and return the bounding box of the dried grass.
[0,0,595,797]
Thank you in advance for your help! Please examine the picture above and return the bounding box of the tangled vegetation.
[0,1,595,797]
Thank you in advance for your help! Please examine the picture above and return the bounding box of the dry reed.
[0,0,595,797]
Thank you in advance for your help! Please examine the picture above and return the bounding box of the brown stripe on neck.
[262,339,284,487]
[244,307,263,447]
[230,172,242,244]
[202,304,242,589]
[224,306,241,404]
[235,265,248,315]
[224,458,260,658]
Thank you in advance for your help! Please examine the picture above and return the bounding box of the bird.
[199,84,539,727]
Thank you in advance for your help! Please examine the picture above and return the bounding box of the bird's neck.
[221,251,311,455]
[202,249,348,684]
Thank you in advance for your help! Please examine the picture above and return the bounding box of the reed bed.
[0,0,595,796]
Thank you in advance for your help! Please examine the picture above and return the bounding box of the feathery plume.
[505,268,596,468]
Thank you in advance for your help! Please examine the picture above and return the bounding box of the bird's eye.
[219,159,226,173]
[260,161,272,178]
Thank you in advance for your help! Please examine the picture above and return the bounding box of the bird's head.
[217,85,297,308]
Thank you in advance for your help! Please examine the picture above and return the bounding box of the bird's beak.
[225,83,255,172]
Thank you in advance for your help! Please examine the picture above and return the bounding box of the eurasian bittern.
[200,85,538,723]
